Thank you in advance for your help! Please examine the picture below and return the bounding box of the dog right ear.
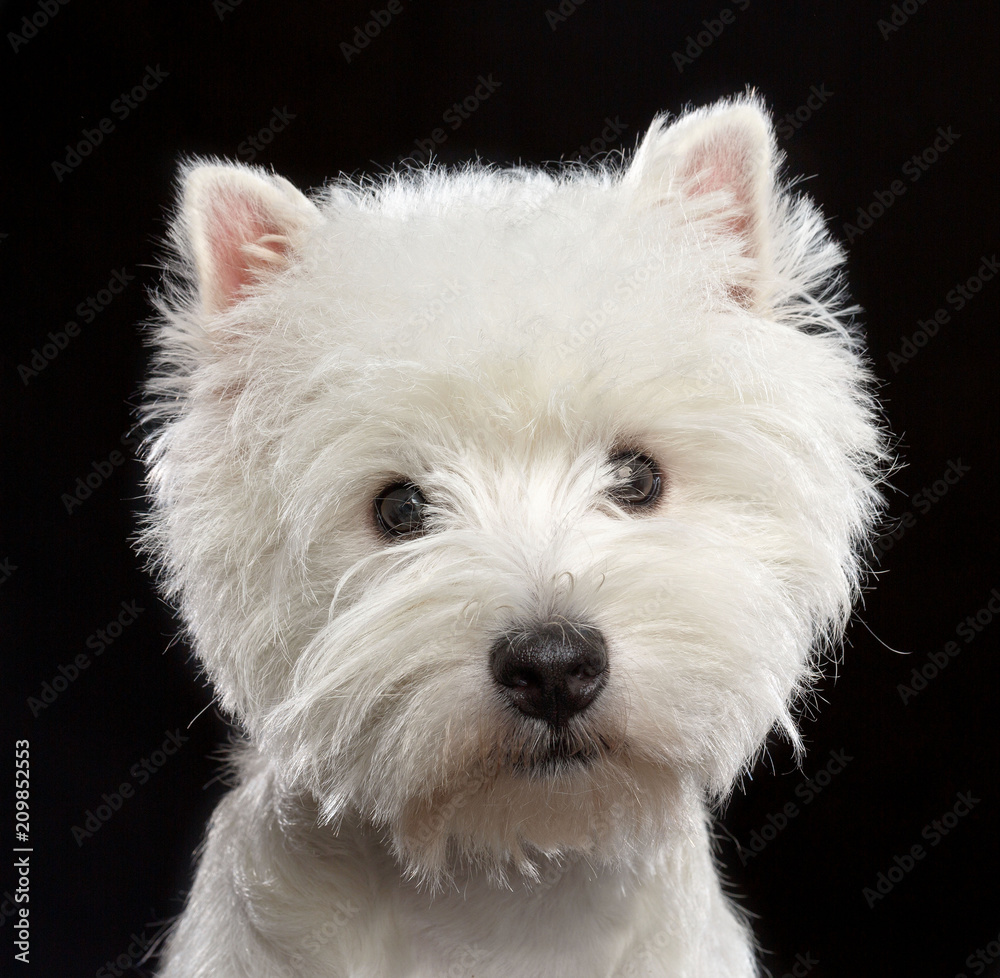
[626,96,777,311]
[177,162,319,316]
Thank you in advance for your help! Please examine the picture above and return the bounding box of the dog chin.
[383,736,687,886]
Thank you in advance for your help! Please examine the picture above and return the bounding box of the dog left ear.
[627,97,776,309]
[178,162,320,316]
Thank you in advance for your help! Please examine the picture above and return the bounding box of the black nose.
[490,623,608,725]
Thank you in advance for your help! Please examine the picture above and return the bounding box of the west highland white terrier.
[143,95,886,977]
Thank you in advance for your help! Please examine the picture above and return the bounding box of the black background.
[2,2,998,976]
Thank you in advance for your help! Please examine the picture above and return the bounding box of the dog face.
[144,96,884,880]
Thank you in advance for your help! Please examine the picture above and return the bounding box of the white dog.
[143,95,886,977]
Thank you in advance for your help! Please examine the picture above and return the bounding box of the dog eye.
[607,452,661,507]
[374,482,427,537]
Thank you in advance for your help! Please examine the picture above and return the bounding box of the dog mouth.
[498,725,623,777]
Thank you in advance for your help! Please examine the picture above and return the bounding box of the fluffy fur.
[142,95,886,977]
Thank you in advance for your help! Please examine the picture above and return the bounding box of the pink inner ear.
[680,132,760,249]
[203,192,288,312]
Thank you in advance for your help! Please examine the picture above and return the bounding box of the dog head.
[144,95,885,881]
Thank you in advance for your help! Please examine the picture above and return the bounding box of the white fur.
[142,95,887,976]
